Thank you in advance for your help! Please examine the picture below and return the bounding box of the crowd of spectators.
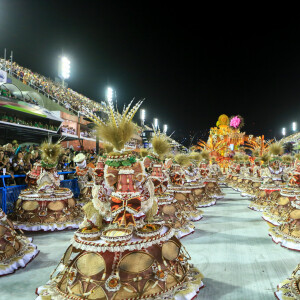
[0,140,97,187]
[0,59,104,115]
[0,113,59,131]
[61,124,76,135]
[80,130,96,139]
[0,86,13,98]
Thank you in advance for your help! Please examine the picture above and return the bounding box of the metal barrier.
[60,179,80,199]
[0,171,78,214]
[0,187,4,212]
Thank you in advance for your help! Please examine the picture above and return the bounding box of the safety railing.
[0,171,79,214]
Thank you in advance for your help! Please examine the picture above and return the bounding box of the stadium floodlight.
[61,57,70,79]
[292,122,297,132]
[154,118,158,130]
[282,127,286,136]
[140,109,145,125]
[163,124,168,134]
[106,87,113,103]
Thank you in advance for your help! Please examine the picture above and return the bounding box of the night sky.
[1,1,299,145]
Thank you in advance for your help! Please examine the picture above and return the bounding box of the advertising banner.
[0,70,7,83]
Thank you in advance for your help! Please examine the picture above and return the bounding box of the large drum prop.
[37,226,203,299]
[13,188,82,231]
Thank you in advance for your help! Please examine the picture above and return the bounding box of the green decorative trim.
[41,161,56,169]
[3,105,47,117]
[146,155,161,162]
[270,157,282,162]
[105,156,136,168]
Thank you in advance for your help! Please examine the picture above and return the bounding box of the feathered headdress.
[269,142,284,156]
[252,149,259,157]
[165,153,174,160]
[174,154,190,167]
[189,151,202,163]
[252,149,261,162]
[88,99,143,151]
[282,154,293,165]
[268,142,283,161]
[260,153,270,166]
[103,143,114,154]
[140,148,149,158]
[151,133,170,160]
[242,155,250,164]
[232,154,241,163]
[40,141,62,168]
[200,150,210,162]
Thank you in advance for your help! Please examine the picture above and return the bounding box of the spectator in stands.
[31,150,40,164]
[57,153,70,172]
[12,140,19,152]
[0,140,103,185]
[0,113,9,122]
[0,154,15,186]
[23,152,32,173]
[13,151,26,185]
[0,148,4,164]
[3,144,14,163]
[88,154,97,167]
[0,110,59,131]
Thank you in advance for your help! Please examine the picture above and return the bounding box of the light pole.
[154,118,158,130]
[140,109,145,127]
[292,122,297,132]
[59,57,70,88]
[163,124,168,134]
[282,127,286,137]
[106,87,114,103]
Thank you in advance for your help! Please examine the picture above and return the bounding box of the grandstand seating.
[0,59,105,116]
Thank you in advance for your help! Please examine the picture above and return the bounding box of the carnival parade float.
[197,114,249,200]
[36,100,204,300]
[0,208,39,276]
[12,142,82,231]
[198,114,245,170]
